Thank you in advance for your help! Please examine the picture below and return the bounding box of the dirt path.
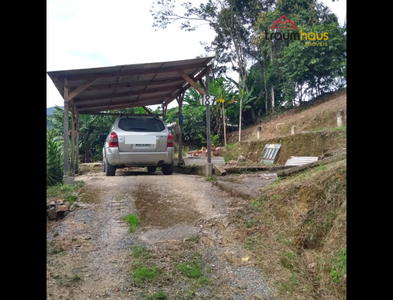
[47,171,275,300]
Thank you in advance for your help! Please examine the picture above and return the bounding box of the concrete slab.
[180,156,226,166]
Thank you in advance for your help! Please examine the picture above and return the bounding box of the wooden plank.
[63,78,69,176]
[178,71,206,95]
[79,112,163,116]
[76,114,80,173]
[80,78,185,91]
[142,106,153,115]
[74,85,180,103]
[70,105,75,173]
[77,96,170,111]
[177,93,185,166]
[68,78,98,101]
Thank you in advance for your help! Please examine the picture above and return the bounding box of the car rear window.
[118,118,165,132]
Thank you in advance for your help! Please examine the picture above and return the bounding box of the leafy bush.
[47,129,63,186]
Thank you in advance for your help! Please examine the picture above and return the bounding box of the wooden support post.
[63,78,69,177]
[162,103,167,121]
[76,112,80,173]
[70,105,75,174]
[176,94,184,166]
[205,70,212,167]
[257,126,262,140]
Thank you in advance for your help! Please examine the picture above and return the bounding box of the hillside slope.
[227,88,346,144]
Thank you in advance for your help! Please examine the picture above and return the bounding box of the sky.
[46,0,346,109]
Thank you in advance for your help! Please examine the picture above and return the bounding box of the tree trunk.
[270,44,275,113]
[263,59,268,115]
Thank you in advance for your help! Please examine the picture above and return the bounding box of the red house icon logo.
[270,15,297,31]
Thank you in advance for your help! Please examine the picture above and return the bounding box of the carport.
[47,56,215,180]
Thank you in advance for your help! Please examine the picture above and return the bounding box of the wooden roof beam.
[80,78,184,91]
[142,106,153,115]
[74,84,181,103]
[68,78,98,101]
[77,98,168,112]
[178,71,206,96]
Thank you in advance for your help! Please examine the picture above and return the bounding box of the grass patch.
[313,126,346,133]
[47,241,65,255]
[245,219,257,228]
[188,235,198,242]
[330,248,346,283]
[233,160,346,300]
[133,266,159,284]
[121,214,140,232]
[71,274,81,281]
[65,195,78,205]
[47,181,84,199]
[148,291,167,299]
[205,176,217,183]
[132,245,149,258]
[177,253,210,281]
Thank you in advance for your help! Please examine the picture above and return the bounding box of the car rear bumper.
[105,147,174,167]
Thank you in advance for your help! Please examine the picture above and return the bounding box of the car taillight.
[167,133,174,147]
[109,132,118,147]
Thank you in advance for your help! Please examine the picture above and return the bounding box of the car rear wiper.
[126,127,147,131]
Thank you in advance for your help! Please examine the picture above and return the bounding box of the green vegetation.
[178,253,204,278]
[132,245,149,258]
[47,181,84,199]
[148,291,167,299]
[47,241,65,255]
[133,266,159,284]
[226,160,346,300]
[47,129,63,186]
[331,248,347,283]
[121,214,140,232]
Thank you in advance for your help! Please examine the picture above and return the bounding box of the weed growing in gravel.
[205,176,217,183]
[132,245,149,258]
[71,274,81,281]
[53,231,59,237]
[148,291,167,299]
[246,219,257,228]
[122,214,140,232]
[188,235,198,242]
[47,241,65,254]
[178,253,204,278]
[65,195,78,205]
[133,266,159,284]
[249,200,263,212]
[330,248,346,283]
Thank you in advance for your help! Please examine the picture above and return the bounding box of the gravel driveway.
[47,171,275,300]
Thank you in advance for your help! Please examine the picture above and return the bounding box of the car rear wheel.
[162,161,174,175]
[105,158,116,176]
[147,166,157,173]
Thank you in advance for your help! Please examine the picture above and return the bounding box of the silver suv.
[102,116,174,176]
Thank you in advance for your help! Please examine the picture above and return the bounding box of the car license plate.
[135,144,150,146]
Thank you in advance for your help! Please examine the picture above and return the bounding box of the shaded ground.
[46,171,276,300]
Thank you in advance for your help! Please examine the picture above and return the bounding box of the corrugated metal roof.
[47,56,215,114]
